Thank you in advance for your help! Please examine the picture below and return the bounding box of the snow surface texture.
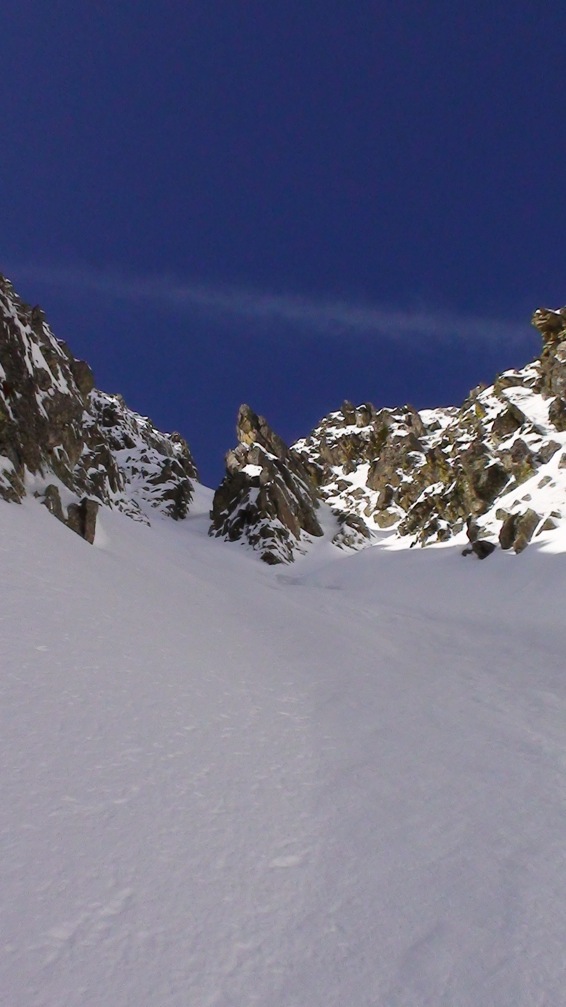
[3,490,566,1006]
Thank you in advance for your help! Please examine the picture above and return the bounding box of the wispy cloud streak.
[7,262,530,346]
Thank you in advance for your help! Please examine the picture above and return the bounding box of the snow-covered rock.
[0,274,197,539]
[210,404,325,563]
[293,309,566,556]
[210,403,371,564]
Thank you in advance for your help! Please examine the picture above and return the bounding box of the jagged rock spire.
[210,404,324,564]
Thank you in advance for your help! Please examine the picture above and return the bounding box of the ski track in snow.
[2,494,566,1006]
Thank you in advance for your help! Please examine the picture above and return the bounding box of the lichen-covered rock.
[0,274,198,540]
[210,405,324,564]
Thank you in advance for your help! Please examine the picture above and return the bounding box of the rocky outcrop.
[0,275,197,541]
[532,307,566,398]
[292,307,566,556]
[86,390,196,521]
[210,405,324,564]
[210,404,369,563]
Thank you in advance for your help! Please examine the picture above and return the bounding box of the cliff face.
[0,275,197,541]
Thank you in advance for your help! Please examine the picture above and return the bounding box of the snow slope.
[3,490,566,1006]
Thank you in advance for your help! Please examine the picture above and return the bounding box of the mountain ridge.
[2,272,566,562]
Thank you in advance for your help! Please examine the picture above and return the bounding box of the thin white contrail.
[6,262,530,346]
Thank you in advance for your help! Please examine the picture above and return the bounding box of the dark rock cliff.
[0,275,197,541]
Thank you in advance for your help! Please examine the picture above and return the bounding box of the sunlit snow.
[2,490,566,1006]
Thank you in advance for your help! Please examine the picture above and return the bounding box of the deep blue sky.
[3,1,566,485]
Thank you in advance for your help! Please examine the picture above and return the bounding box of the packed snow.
[3,489,566,1006]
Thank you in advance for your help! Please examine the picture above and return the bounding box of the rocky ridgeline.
[293,307,566,557]
[0,275,197,541]
[210,404,369,563]
[3,267,566,562]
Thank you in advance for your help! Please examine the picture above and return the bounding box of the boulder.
[499,509,541,553]
[66,498,99,544]
[41,484,65,523]
[462,540,496,560]
[491,403,525,439]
